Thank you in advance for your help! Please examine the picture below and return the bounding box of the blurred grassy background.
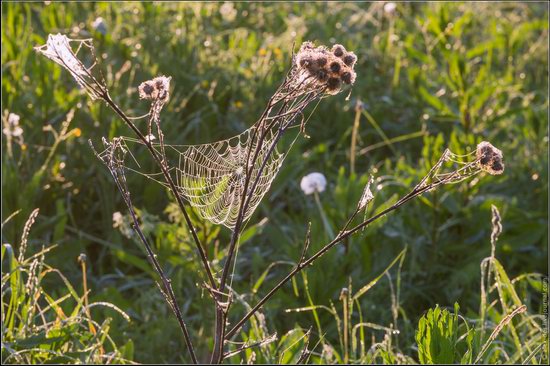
[2,2,548,364]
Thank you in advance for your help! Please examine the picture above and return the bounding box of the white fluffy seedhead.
[34,34,106,100]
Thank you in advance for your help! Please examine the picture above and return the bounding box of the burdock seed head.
[139,75,171,102]
[327,77,341,94]
[329,61,341,73]
[295,41,358,94]
[332,44,345,57]
[341,71,355,84]
[139,81,155,99]
[343,52,357,67]
[299,54,313,68]
[476,141,504,175]
[316,56,328,67]
[317,69,328,82]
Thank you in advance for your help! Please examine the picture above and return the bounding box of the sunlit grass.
[1,2,547,364]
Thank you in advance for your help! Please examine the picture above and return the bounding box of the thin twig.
[225,159,482,339]
[91,140,198,364]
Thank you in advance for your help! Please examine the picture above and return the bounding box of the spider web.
[116,127,286,229]
[116,87,319,229]
[77,38,337,229]
[175,125,285,228]
[35,34,352,229]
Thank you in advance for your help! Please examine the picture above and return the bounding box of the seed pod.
[330,61,341,73]
[476,141,504,175]
[341,71,353,84]
[343,53,357,67]
[327,77,341,90]
[299,55,313,68]
[316,56,327,67]
[139,81,154,99]
[332,44,345,57]
[317,69,328,82]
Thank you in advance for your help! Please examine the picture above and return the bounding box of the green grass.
[2,2,548,364]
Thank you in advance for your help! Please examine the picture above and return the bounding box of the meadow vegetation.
[2,2,548,364]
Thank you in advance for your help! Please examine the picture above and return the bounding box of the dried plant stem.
[213,77,320,363]
[225,166,472,340]
[350,99,362,175]
[211,100,279,364]
[102,93,217,289]
[78,256,96,336]
[105,156,198,364]
[213,83,324,362]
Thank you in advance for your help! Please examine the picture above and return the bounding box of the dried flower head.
[341,72,355,85]
[327,77,342,93]
[3,113,23,138]
[329,61,341,73]
[343,53,357,67]
[476,141,504,175]
[138,76,171,102]
[294,41,358,96]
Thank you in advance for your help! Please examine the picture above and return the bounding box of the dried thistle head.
[294,41,358,95]
[476,141,504,175]
[138,76,171,102]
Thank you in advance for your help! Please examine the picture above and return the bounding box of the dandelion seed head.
[384,2,397,15]
[300,172,327,195]
[219,2,237,22]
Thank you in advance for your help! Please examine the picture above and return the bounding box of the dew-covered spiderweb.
[116,62,331,229]
[36,34,360,229]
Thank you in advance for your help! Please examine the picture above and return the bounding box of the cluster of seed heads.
[476,141,504,175]
[138,76,171,102]
[296,42,357,95]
